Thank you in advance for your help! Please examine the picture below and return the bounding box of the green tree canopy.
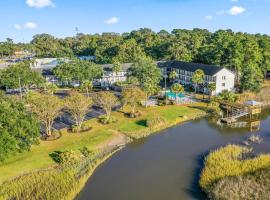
[171,83,184,100]
[0,94,40,161]
[192,69,205,93]
[129,56,162,97]
[0,61,45,90]
[122,86,146,116]
[53,59,103,84]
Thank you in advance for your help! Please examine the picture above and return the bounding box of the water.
[77,109,270,200]
[166,91,185,99]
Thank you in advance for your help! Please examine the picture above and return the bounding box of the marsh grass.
[200,144,270,199]
[210,168,270,200]
[0,146,120,200]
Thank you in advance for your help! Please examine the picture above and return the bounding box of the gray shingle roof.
[157,61,224,76]
[101,63,133,72]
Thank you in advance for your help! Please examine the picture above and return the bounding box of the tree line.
[1,28,269,91]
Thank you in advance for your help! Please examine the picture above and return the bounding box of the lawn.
[0,103,206,182]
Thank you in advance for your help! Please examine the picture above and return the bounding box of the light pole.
[164,67,167,102]
[18,77,23,101]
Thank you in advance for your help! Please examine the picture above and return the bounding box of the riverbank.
[0,103,207,200]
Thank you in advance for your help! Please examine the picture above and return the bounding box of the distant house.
[31,60,132,88]
[30,59,235,94]
[31,58,62,69]
[94,63,132,87]
[158,61,235,95]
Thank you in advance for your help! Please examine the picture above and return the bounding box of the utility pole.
[164,67,167,102]
[75,27,79,37]
[18,77,23,101]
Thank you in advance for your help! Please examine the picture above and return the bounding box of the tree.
[80,80,93,97]
[218,90,238,103]
[93,91,119,122]
[169,70,178,82]
[65,91,92,131]
[112,60,122,74]
[0,61,45,95]
[130,56,162,97]
[171,83,184,100]
[122,86,146,117]
[114,38,146,63]
[44,83,58,96]
[28,93,63,136]
[0,38,15,57]
[0,94,40,161]
[53,59,103,84]
[240,64,264,92]
[208,83,216,99]
[192,69,205,93]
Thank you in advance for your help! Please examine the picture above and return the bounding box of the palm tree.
[218,90,238,103]
[169,70,178,82]
[208,83,216,99]
[192,69,205,93]
[171,83,184,101]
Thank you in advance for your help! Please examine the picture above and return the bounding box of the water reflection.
[76,109,270,200]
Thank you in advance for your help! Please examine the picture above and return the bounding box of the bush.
[59,150,82,167]
[200,145,270,193]
[98,116,117,124]
[146,115,166,129]
[128,111,142,118]
[207,101,221,115]
[79,146,91,158]
[71,124,91,133]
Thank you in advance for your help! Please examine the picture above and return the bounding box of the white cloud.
[205,15,213,20]
[13,24,22,30]
[227,6,246,15]
[104,17,119,25]
[24,22,37,29]
[26,0,55,8]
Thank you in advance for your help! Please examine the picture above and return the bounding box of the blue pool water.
[166,91,185,99]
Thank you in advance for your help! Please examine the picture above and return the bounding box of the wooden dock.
[219,100,262,124]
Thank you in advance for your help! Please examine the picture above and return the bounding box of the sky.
[0,0,270,42]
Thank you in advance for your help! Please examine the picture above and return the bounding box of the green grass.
[118,104,206,138]
[0,103,207,183]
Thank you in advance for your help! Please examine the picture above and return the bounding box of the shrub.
[146,115,166,129]
[98,115,117,124]
[200,145,270,192]
[207,101,221,115]
[79,147,91,158]
[59,150,82,167]
[71,124,91,133]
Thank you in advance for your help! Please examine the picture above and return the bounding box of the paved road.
[40,106,106,134]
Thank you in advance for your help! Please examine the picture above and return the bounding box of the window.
[222,76,226,80]
[222,83,226,87]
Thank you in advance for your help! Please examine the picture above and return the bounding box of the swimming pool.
[166,91,185,99]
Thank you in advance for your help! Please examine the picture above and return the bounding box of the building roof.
[101,63,133,72]
[157,61,225,76]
